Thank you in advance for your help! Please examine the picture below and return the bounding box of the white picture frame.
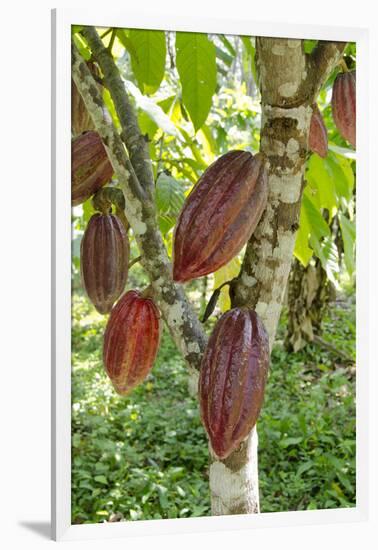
[51,8,369,542]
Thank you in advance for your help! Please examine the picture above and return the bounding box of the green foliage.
[175,32,217,132]
[72,294,355,522]
[125,30,167,95]
[155,172,186,235]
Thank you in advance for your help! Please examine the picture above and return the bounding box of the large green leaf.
[326,152,355,203]
[155,173,186,235]
[175,32,217,132]
[127,30,167,95]
[306,154,338,216]
[339,213,356,277]
[294,192,330,267]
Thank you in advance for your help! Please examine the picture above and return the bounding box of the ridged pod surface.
[80,213,129,314]
[103,290,161,395]
[331,70,356,148]
[309,104,328,158]
[72,131,114,205]
[199,307,270,459]
[72,62,100,137]
[173,151,268,282]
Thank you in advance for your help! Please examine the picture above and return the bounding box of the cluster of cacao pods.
[72,66,162,397]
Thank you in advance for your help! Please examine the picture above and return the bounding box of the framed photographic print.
[51,7,369,542]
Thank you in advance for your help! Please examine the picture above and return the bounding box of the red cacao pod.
[72,131,114,206]
[309,104,328,158]
[103,290,161,395]
[72,62,101,137]
[331,70,356,148]
[199,307,269,459]
[173,151,268,283]
[80,213,129,314]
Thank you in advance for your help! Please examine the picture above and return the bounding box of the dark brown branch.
[81,26,155,196]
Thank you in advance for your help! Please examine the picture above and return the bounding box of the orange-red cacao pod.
[309,104,328,158]
[199,307,270,459]
[331,70,356,148]
[72,131,114,206]
[80,213,129,314]
[173,151,268,283]
[103,290,161,395]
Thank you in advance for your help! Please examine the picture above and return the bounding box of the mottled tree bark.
[72,32,345,517]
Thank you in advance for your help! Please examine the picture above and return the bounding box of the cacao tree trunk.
[209,38,345,515]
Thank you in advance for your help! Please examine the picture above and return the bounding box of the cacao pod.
[72,61,101,137]
[331,70,356,148]
[199,307,269,459]
[309,104,328,158]
[173,151,268,283]
[72,131,114,206]
[80,213,129,314]
[103,290,161,395]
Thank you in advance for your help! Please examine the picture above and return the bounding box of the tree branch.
[306,40,347,100]
[81,26,155,197]
[72,44,207,372]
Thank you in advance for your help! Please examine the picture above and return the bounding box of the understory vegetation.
[71,289,355,524]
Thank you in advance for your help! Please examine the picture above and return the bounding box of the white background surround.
[0,0,377,548]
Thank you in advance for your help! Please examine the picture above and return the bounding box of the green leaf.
[304,40,318,54]
[339,213,356,277]
[325,152,355,203]
[306,154,338,216]
[73,34,91,61]
[328,143,356,160]
[294,222,313,267]
[94,475,108,485]
[127,30,167,95]
[213,257,241,312]
[279,436,303,448]
[138,95,176,140]
[215,46,233,67]
[294,192,330,268]
[241,36,257,84]
[219,35,236,57]
[155,173,186,234]
[124,81,178,136]
[175,32,217,132]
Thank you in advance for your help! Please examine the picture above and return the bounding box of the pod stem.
[339,58,349,73]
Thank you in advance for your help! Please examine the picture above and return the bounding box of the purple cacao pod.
[173,151,269,283]
[199,307,270,459]
[309,104,328,158]
[331,70,356,148]
[103,290,161,395]
[72,131,114,206]
[80,213,129,314]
